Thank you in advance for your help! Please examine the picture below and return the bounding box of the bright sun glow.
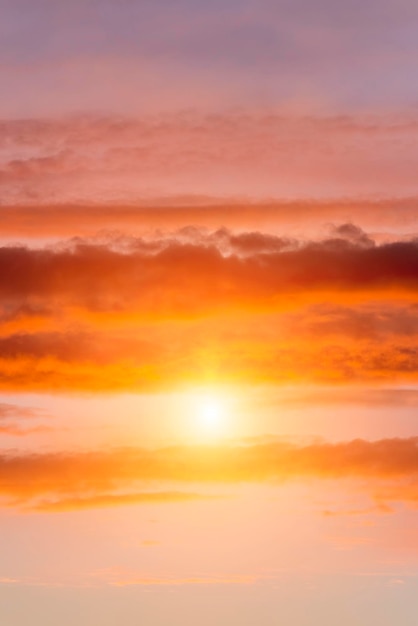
[199,397,224,429]
[189,390,230,437]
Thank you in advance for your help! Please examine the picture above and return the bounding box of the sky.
[1,1,418,625]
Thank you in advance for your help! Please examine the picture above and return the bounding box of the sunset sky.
[1,1,418,625]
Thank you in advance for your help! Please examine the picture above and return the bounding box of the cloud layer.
[3,437,418,511]
[0,230,415,389]
[1,112,418,203]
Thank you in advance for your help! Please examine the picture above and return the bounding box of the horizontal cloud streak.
[0,403,50,436]
[1,112,418,202]
[0,199,417,238]
[3,438,418,511]
[0,234,417,307]
[33,491,210,512]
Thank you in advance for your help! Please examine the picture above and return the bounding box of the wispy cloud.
[1,113,418,202]
[0,198,417,238]
[0,402,50,436]
[3,438,418,511]
[32,491,211,512]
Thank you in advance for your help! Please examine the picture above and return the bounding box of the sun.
[189,389,229,437]
[199,396,224,429]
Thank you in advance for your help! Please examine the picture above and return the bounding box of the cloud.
[329,223,375,248]
[0,234,418,311]
[322,504,393,517]
[92,565,259,587]
[0,403,44,420]
[32,491,210,513]
[0,198,417,239]
[3,438,418,511]
[0,402,50,436]
[282,303,418,341]
[0,578,19,585]
[107,574,258,587]
[0,327,416,390]
[273,387,418,408]
[0,232,414,389]
[0,424,51,436]
[1,112,418,203]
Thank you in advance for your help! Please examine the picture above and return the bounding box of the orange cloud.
[0,309,417,390]
[269,386,418,408]
[92,565,260,587]
[0,402,50,436]
[322,504,393,517]
[2,438,418,511]
[32,491,210,513]
[0,233,415,390]
[0,234,417,318]
[0,198,417,239]
[108,574,258,587]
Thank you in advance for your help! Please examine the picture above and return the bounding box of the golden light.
[199,396,224,429]
[189,389,230,438]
